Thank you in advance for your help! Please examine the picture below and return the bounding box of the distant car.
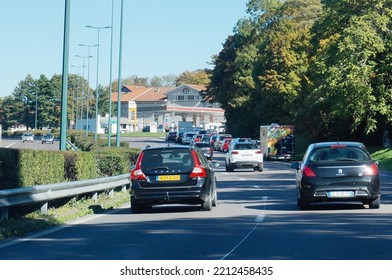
[225,142,263,172]
[182,132,197,145]
[142,126,150,132]
[191,142,213,160]
[165,131,177,141]
[221,138,232,152]
[214,134,232,151]
[41,133,54,144]
[130,145,220,213]
[291,141,381,210]
[175,132,184,143]
[22,133,34,143]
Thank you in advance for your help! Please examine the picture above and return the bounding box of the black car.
[130,145,219,213]
[291,142,381,210]
[165,131,177,141]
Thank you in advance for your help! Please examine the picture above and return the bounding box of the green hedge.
[0,147,140,190]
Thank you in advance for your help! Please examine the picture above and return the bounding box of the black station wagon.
[130,145,219,213]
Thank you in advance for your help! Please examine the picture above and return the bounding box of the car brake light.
[303,166,316,177]
[189,150,207,178]
[231,151,239,154]
[130,152,147,180]
[255,150,262,154]
[364,163,379,176]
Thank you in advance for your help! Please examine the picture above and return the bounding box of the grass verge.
[0,189,130,242]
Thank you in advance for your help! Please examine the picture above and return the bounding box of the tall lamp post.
[71,64,85,129]
[108,0,114,146]
[116,0,124,147]
[75,54,92,133]
[86,25,110,140]
[78,44,96,136]
[35,84,38,130]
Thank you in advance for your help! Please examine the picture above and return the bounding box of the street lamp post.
[75,54,92,133]
[78,44,96,136]
[71,64,85,130]
[116,0,124,147]
[86,25,110,140]
[108,0,114,146]
[35,84,38,130]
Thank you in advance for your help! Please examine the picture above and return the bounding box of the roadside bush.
[0,148,64,189]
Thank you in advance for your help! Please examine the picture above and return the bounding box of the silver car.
[22,133,34,143]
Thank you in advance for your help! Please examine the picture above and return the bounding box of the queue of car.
[155,130,382,212]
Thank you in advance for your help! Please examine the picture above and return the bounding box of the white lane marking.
[4,142,16,148]
[220,194,268,260]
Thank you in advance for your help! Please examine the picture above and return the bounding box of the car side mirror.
[210,161,220,168]
[290,162,300,170]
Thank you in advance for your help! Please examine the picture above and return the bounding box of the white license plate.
[327,191,355,198]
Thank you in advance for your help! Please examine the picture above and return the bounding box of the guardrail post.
[40,202,48,215]
[1,207,9,221]
[108,189,114,197]
[92,192,98,201]
[121,185,127,192]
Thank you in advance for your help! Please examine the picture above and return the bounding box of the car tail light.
[255,150,262,154]
[189,150,207,178]
[231,151,239,154]
[364,163,379,176]
[303,166,316,177]
[130,152,147,180]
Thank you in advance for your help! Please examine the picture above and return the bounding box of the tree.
[175,69,211,86]
[300,0,392,141]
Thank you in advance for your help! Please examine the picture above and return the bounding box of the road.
[0,136,392,260]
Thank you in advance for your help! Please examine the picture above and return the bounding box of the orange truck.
[260,123,295,160]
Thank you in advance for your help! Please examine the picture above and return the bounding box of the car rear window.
[309,147,370,162]
[195,143,210,148]
[141,148,194,171]
[234,143,259,150]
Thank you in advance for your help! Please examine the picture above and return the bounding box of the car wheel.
[201,194,212,211]
[368,196,380,209]
[212,183,218,207]
[131,196,144,213]
[228,163,234,172]
[297,189,310,210]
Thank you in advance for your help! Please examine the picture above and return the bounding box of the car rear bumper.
[299,180,380,203]
[231,161,263,169]
[131,187,209,205]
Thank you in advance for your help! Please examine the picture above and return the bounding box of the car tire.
[369,196,380,209]
[131,196,144,213]
[201,194,212,211]
[297,189,310,210]
[212,184,218,207]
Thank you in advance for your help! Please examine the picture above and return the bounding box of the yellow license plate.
[157,175,180,181]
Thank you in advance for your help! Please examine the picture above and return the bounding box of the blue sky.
[0,0,249,97]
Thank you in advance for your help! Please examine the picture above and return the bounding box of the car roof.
[310,141,366,148]
[143,145,193,151]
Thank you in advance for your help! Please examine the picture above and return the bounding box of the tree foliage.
[207,0,392,144]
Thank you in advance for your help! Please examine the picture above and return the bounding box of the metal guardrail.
[0,173,131,220]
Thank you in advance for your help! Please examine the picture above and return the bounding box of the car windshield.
[141,148,194,172]
[309,147,371,162]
